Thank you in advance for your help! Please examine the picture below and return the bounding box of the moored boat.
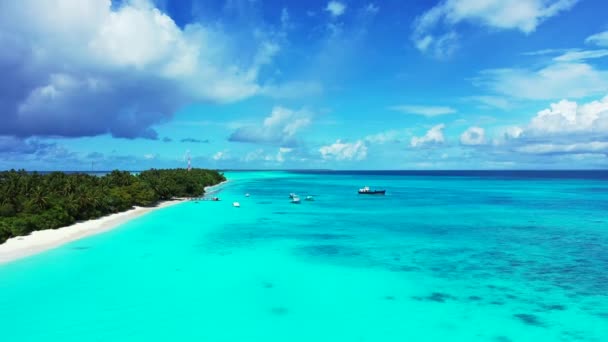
[291,196,301,204]
[358,186,386,195]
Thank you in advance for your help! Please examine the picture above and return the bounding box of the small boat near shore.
[291,195,301,204]
[358,186,386,195]
[233,202,241,207]
[305,195,314,201]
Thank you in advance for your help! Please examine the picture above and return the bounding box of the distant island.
[0,169,225,244]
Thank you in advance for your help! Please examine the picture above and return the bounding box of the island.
[0,168,226,244]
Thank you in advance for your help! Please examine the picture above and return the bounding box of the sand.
[0,180,229,265]
[0,200,184,264]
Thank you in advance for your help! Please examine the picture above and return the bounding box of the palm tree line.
[0,169,225,243]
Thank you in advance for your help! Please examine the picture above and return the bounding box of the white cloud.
[475,62,608,100]
[276,147,293,163]
[365,3,380,14]
[390,105,456,117]
[0,0,283,139]
[516,141,608,154]
[365,130,401,144]
[467,95,511,110]
[494,95,608,156]
[229,106,312,145]
[319,140,368,161]
[505,126,524,140]
[527,96,608,135]
[460,126,486,145]
[412,0,578,56]
[553,49,608,62]
[411,124,445,147]
[326,1,347,17]
[243,147,294,164]
[212,151,229,161]
[586,30,608,47]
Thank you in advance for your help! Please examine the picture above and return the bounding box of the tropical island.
[0,168,225,244]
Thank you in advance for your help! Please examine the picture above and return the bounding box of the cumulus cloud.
[412,0,578,57]
[527,96,608,136]
[390,105,456,117]
[474,62,608,100]
[0,0,280,139]
[319,140,368,161]
[326,1,347,17]
[496,95,608,155]
[586,30,608,47]
[410,124,445,147]
[229,106,312,145]
[460,126,486,145]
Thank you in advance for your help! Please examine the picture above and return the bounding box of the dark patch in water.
[72,246,90,250]
[384,295,396,301]
[468,295,482,301]
[307,233,348,240]
[412,292,456,303]
[262,281,274,289]
[490,301,505,306]
[271,307,289,316]
[495,336,513,342]
[273,211,288,215]
[513,313,545,327]
[300,244,361,258]
[541,304,566,311]
[257,201,273,204]
[392,265,421,272]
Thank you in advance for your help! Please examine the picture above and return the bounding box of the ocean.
[0,171,607,341]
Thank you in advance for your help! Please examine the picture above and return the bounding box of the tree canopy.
[0,168,225,244]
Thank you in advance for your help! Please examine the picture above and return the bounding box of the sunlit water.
[1,171,607,341]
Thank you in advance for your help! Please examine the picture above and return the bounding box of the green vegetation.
[0,169,225,244]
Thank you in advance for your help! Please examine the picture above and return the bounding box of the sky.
[1,0,608,170]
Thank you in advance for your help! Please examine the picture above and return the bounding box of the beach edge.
[0,180,229,265]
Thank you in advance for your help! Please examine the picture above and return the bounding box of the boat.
[245,193,250,197]
[305,195,314,201]
[291,196,301,204]
[233,202,241,207]
[358,186,386,195]
[289,193,297,199]
[212,196,220,201]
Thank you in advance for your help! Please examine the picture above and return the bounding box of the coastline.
[0,200,184,265]
[0,179,229,265]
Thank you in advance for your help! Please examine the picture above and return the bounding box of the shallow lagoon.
[1,171,607,341]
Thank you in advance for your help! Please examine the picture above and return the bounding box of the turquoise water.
[1,171,607,341]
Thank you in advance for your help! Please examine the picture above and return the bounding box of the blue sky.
[1,0,608,170]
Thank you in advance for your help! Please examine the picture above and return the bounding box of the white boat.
[232,202,241,207]
[289,193,297,199]
[291,196,301,204]
[245,193,250,197]
[305,195,314,201]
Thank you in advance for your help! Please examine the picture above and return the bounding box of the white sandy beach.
[0,200,184,264]
[0,180,228,265]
